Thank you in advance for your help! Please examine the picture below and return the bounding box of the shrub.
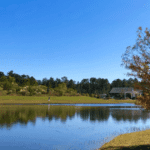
[0,76,7,82]
[86,93,89,97]
[20,91,26,96]
[90,94,95,97]
[1,90,7,96]
[76,93,80,96]
[16,87,21,93]
[26,91,30,96]
[94,94,98,98]
[11,88,16,93]
[3,81,12,90]
[41,89,47,94]
[0,87,3,91]
[33,91,37,95]
[27,86,35,96]
[7,90,12,95]
[82,93,86,96]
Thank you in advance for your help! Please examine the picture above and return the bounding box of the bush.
[7,90,12,95]
[3,81,12,90]
[1,90,7,96]
[86,93,89,97]
[20,91,27,96]
[41,91,47,94]
[11,88,16,93]
[16,87,21,93]
[27,86,35,96]
[94,94,98,98]
[26,91,30,96]
[90,94,95,97]
[0,87,3,91]
[77,93,81,96]
[0,76,7,82]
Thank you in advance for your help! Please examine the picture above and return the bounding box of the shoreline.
[0,96,138,104]
[98,129,150,150]
[0,102,136,105]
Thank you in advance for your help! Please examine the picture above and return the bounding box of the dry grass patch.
[99,129,150,150]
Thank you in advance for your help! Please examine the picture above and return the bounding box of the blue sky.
[0,0,150,84]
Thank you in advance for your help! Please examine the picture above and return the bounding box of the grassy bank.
[0,96,137,104]
[99,129,150,150]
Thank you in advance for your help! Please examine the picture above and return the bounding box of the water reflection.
[111,108,150,123]
[1,104,150,150]
[79,107,110,122]
[0,105,148,128]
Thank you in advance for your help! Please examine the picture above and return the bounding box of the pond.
[0,103,150,150]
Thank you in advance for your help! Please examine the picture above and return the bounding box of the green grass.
[0,96,137,104]
[99,129,150,150]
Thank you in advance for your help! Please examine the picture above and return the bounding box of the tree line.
[0,70,139,97]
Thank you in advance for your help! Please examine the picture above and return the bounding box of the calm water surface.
[0,103,150,150]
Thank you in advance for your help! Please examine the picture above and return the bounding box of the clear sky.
[0,0,150,84]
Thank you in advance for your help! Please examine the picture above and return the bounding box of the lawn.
[0,96,137,104]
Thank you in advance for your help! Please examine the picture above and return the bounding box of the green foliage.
[54,83,67,96]
[82,93,86,96]
[1,90,7,95]
[86,93,89,97]
[0,72,4,78]
[0,87,3,91]
[0,70,142,97]
[0,76,7,82]
[38,85,47,90]
[7,76,15,83]
[19,91,30,96]
[16,87,21,93]
[28,86,35,96]
[41,90,47,94]
[19,79,30,87]
[0,75,19,94]
[8,88,16,94]
[65,88,77,96]
[3,81,12,91]
[7,90,13,95]
[90,94,95,97]
[48,88,54,96]
[29,77,38,86]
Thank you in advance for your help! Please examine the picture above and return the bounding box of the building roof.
[110,87,143,94]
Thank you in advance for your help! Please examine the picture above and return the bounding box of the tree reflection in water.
[0,105,148,128]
